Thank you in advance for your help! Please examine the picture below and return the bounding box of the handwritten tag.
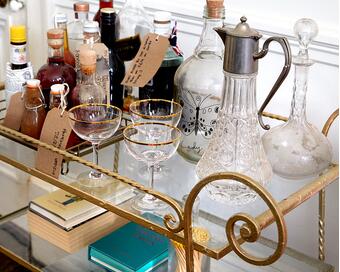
[121,33,169,88]
[36,108,72,178]
[3,92,24,131]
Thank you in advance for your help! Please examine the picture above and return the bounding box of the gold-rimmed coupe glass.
[68,104,122,188]
[129,99,182,177]
[123,123,182,212]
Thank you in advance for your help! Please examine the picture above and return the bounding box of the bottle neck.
[99,0,113,9]
[56,22,70,51]
[195,17,224,57]
[48,45,64,64]
[81,69,97,84]
[154,23,171,37]
[84,32,101,44]
[75,11,89,21]
[101,22,116,48]
[24,87,44,108]
[289,63,310,123]
[220,72,258,117]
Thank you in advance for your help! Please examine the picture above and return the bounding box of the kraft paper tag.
[121,33,169,88]
[3,92,24,131]
[36,108,72,178]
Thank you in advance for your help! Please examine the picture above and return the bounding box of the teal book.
[88,221,169,272]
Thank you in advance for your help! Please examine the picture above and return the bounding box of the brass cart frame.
[0,83,338,271]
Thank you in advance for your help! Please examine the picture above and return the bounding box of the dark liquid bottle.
[94,0,113,28]
[37,28,77,109]
[100,8,125,109]
[20,79,47,139]
[10,25,28,70]
[139,11,183,100]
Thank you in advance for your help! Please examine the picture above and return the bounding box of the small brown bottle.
[20,79,47,139]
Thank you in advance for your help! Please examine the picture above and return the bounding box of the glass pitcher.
[196,16,292,205]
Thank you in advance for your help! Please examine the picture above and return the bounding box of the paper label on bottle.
[10,44,27,65]
[36,108,72,179]
[3,92,24,131]
[121,33,169,88]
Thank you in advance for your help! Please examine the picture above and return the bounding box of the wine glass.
[129,99,182,177]
[123,122,181,212]
[68,104,122,188]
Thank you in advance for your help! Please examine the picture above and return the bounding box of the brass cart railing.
[0,84,338,271]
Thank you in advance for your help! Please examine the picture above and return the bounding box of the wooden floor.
[0,251,31,272]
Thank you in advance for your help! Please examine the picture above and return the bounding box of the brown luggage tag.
[3,92,25,131]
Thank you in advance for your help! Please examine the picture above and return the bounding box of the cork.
[47,28,64,49]
[206,0,223,8]
[79,49,97,75]
[206,0,224,18]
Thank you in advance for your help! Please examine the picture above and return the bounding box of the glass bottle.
[174,1,225,163]
[70,49,106,107]
[100,8,125,108]
[10,25,28,70]
[139,11,183,101]
[37,28,77,109]
[54,13,76,68]
[67,1,89,56]
[93,0,113,28]
[83,21,101,45]
[262,19,332,179]
[20,79,47,139]
[196,17,292,205]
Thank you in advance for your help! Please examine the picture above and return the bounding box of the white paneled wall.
[1,0,339,269]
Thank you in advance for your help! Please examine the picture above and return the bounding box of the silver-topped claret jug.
[196,16,292,205]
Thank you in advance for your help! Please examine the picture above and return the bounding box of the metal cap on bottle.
[215,16,262,74]
[84,21,99,33]
[74,1,89,12]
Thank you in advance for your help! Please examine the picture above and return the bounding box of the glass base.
[132,194,168,212]
[77,171,110,188]
[206,181,258,205]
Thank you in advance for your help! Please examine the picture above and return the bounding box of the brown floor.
[0,252,31,272]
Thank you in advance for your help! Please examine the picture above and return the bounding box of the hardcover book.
[89,221,169,272]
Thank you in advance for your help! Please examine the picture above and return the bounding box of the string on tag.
[155,34,160,41]
[59,83,69,116]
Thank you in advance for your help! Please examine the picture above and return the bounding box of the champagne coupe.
[68,104,122,188]
[123,123,181,212]
[129,99,182,177]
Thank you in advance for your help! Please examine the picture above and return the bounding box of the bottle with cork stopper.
[174,0,225,163]
[37,28,76,109]
[20,79,47,140]
[70,49,106,108]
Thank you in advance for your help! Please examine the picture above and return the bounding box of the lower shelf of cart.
[0,214,334,272]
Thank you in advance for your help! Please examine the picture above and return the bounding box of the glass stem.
[90,143,102,179]
[143,164,156,203]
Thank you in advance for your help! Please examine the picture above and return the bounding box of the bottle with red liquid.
[20,79,47,139]
[93,0,113,28]
[37,28,76,109]
[54,13,76,67]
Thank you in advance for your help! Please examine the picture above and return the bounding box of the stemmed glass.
[123,123,181,212]
[68,104,122,188]
[129,99,182,177]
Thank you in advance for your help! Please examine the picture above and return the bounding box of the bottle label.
[10,44,27,65]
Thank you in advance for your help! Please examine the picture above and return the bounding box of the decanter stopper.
[294,18,318,61]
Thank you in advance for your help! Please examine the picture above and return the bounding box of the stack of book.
[28,183,134,253]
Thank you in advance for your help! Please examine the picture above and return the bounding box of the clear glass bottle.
[262,19,333,179]
[54,13,76,68]
[139,11,183,101]
[67,1,89,56]
[20,79,47,139]
[37,28,77,109]
[174,1,225,163]
[83,21,101,45]
[196,17,292,205]
[93,0,113,27]
[70,49,106,107]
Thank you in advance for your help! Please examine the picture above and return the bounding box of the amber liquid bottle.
[94,0,113,28]
[20,79,47,139]
[37,28,76,109]
[54,13,76,67]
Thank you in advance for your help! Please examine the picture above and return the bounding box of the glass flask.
[174,0,225,163]
[196,17,292,205]
[36,28,76,109]
[20,79,47,139]
[139,11,183,101]
[262,19,333,179]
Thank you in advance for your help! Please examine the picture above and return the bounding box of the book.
[29,182,133,231]
[89,221,169,272]
[28,210,128,253]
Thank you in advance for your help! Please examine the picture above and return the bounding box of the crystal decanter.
[196,17,292,205]
[262,18,333,179]
[174,0,225,163]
